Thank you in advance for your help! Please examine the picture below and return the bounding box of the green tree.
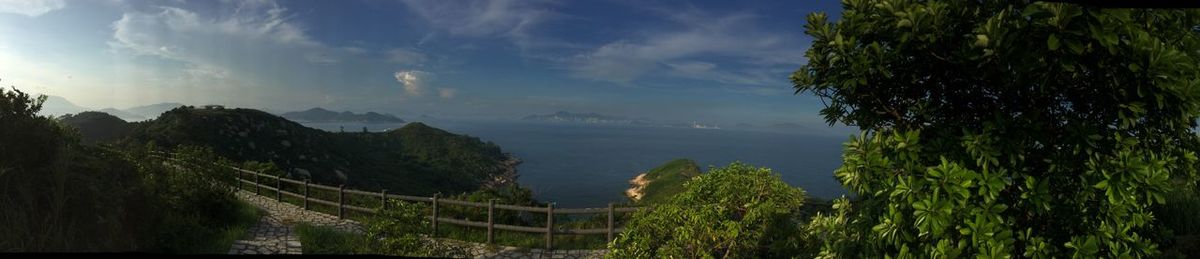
[792,1,1200,257]
[607,162,807,258]
[1,86,256,253]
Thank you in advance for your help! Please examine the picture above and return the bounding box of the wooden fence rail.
[151,151,643,250]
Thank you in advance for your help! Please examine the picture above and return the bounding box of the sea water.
[302,120,848,207]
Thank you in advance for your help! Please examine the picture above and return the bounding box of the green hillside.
[631,158,702,204]
[58,111,134,144]
[99,106,517,196]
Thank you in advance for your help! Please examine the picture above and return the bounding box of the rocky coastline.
[625,172,649,202]
[482,153,522,189]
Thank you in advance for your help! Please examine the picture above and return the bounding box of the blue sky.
[0,0,848,132]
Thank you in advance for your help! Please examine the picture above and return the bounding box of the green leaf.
[974,34,989,48]
[1047,34,1060,50]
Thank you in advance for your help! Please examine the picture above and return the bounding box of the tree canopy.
[793,0,1200,257]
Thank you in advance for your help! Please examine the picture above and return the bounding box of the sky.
[0,0,849,132]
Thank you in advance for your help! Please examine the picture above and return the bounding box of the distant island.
[281,107,405,123]
[523,111,724,129]
[522,111,641,124]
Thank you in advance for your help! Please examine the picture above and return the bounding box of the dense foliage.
[792,1,1200,257]
[0,87,258,252]
[607,162,807,258]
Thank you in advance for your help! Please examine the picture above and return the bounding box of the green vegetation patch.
[295,223,372,254]
[609,162,808,258]
[634,158,701,204]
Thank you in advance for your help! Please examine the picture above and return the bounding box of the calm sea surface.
[302,120,848,207]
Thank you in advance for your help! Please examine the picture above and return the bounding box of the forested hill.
[69,106,516,196]
[58,111,134,144]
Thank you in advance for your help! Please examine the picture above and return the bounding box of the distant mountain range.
[37,95,182,121]
[40,95,91,117]
[281,107,405,123]
[121,103,185,120]
[99,108,145,121]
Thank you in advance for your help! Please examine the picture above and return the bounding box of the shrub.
[607,162,807,258]
[792,1,1200,257]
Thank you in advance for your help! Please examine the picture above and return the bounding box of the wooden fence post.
[276,175,282,201]
[546,202,554,250]
[303,179,310,210]
[431,193,440,237]
[380,189,388,211]
[254,172,260,195]
[338,184,345,219]
[237,170,242,191]
[608,203,615,242]
[487,199,495,244]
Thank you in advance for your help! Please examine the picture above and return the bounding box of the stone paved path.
[227,190,362,254]
[228,189,606,258]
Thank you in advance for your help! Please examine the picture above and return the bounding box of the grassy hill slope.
[628,158,702,204]
[105,106,515,196]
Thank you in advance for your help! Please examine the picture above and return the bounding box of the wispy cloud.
[399,0,574,51]
[0,0,65,17]
[386,48,428,65]
[102,0,400,109]
[567,8,806,88]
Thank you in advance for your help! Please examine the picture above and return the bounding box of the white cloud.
[386,48,427,65]
[103,0,385,109]
[394,70,430,96]
[0,0,65,17]
[568,10,806,86]
[438,88,457,99]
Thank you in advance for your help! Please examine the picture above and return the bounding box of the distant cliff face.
[281,107,405,123]
[80,106,514,196]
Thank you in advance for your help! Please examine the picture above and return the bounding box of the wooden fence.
[161,152,642,250]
